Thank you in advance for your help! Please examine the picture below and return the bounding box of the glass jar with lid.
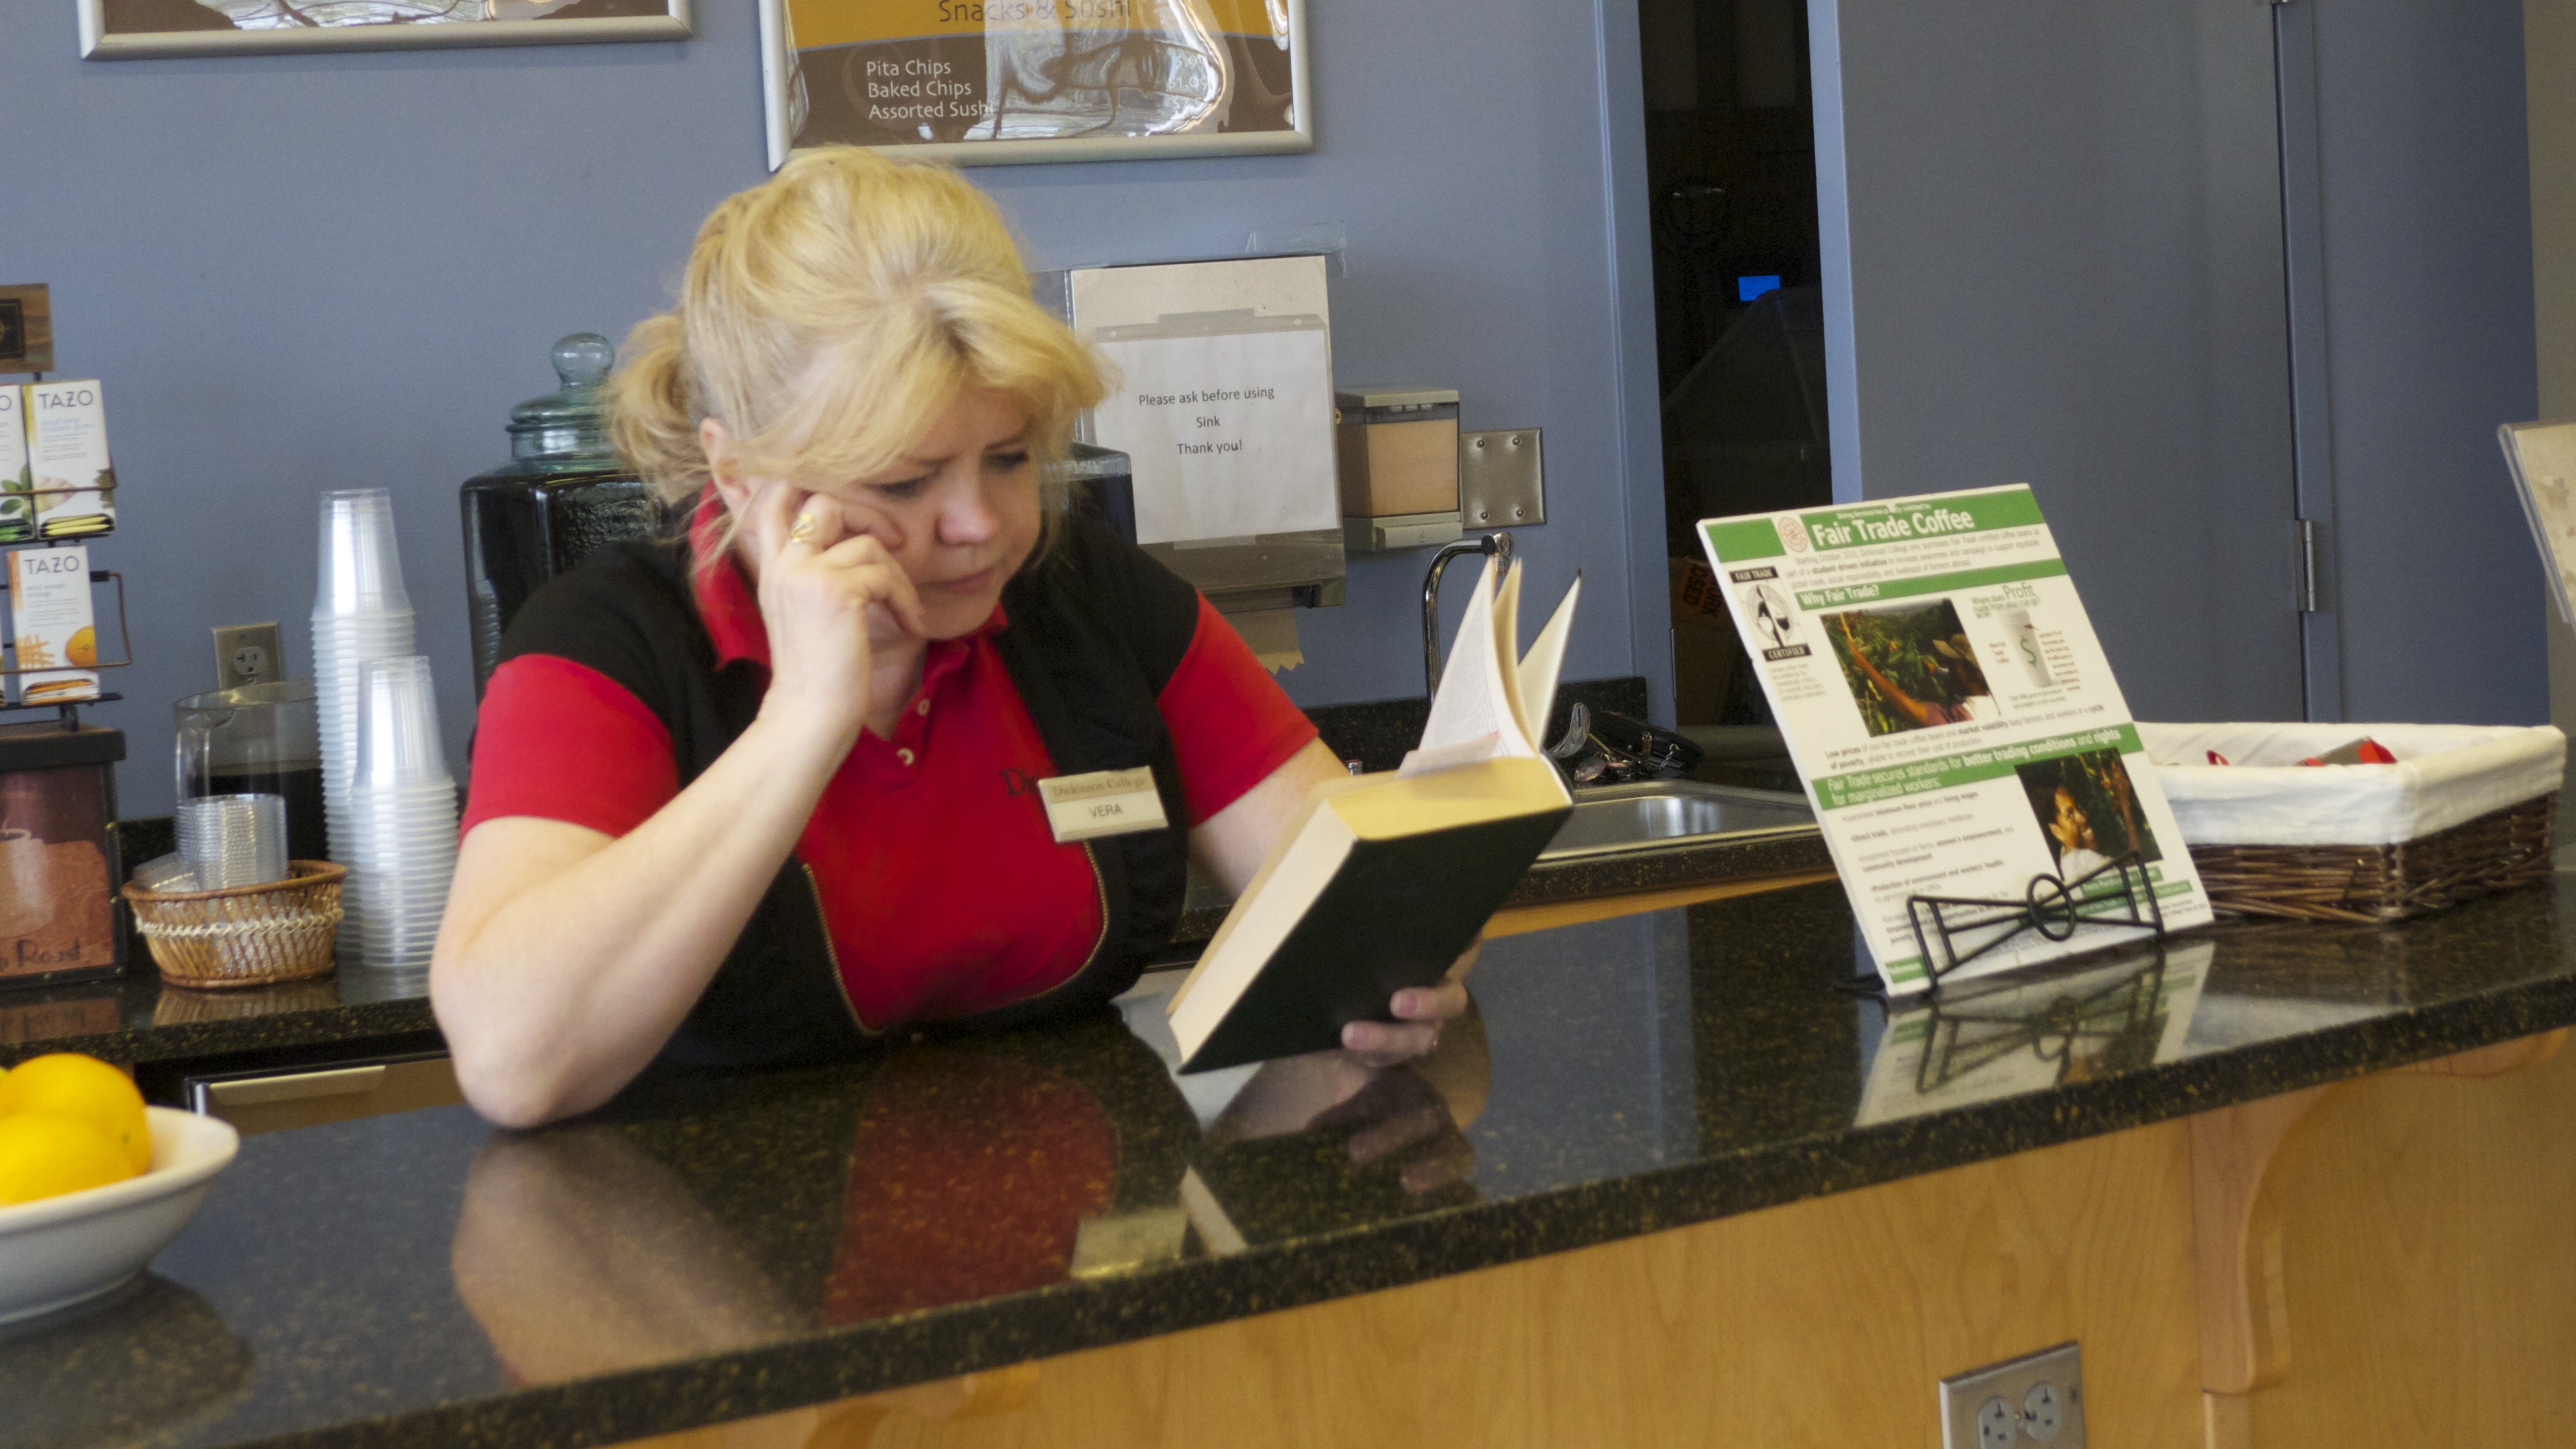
[458,333,663,693]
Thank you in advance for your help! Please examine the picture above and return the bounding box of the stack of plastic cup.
[174,794,288,889]
[312,490,417,877]
[340,654,458,975]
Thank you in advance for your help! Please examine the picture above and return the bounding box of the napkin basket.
[2138,723,2562,923]
[122,860,345,989]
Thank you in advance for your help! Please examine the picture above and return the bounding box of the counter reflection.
[1856,943,2209,1124]
[449,1006,1489,1383]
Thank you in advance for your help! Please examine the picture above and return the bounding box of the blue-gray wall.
[0,3,1666,817]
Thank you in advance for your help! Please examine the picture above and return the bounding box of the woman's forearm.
[431,709,857,1126]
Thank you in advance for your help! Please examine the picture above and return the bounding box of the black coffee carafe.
[459,333,663,695]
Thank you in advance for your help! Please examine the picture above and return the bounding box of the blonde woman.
[430,149,1467,1128]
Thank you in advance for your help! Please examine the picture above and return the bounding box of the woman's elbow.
[446,1037,592,1130]
[434,966,583,1128]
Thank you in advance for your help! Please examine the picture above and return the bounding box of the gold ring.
[787,513,821,545]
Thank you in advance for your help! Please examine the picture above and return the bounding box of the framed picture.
[78,1,691,60]
[756,0,1311,168]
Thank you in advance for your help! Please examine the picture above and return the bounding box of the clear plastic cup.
[175,793,290,889]
[128,852,199,893]
[316,619,424,858]
[338,758,458,952]
[315,491,412,615]
[351,846,459,874]
[353,656,449,789]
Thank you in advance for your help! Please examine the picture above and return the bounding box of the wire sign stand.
[1901,851,2169,996]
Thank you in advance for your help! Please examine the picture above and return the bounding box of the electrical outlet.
[214,623,284,691]
[2022,1380,2066,1442]
[1939,1342,2085,1449]
[1977,1396,2017,1449]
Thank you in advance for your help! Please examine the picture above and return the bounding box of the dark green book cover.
[1176,806,1567,1073]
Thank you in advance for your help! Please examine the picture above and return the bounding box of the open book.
[1166,560,1579,1073]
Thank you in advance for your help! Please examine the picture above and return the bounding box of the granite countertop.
[9,873,2576,1449]
[0,965,436,1082]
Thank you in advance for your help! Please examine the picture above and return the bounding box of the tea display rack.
[0,364,129,729]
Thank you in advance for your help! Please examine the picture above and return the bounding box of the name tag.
[1037,767,1170,843]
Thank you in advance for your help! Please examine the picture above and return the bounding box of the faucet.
[1422,532,1515,697]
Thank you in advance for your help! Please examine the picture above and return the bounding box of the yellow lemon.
[66,626,95,667]
[0,1054,149,1174]
[0,1113,132,1204]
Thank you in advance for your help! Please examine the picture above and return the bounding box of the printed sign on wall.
[759,0,1311,167]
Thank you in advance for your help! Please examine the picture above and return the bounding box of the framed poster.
[78,1,691,59]
[757,0,1311,168]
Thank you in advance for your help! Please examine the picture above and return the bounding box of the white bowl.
[0,1108,240,1324]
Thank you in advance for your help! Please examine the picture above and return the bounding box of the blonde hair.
[610,147,1106,545]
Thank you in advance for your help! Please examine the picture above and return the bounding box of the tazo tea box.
[8,545,99,705]
[22,380,114,540]
[0,388,29,545]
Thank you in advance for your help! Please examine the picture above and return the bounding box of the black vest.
[493,515,1202,1069]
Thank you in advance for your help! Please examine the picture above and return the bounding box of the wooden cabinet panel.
[2238,1037,2576,1449]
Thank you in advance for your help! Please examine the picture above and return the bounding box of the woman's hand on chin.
[745,482,927,740]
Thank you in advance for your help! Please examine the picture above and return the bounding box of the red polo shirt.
[462,509,1315,1031]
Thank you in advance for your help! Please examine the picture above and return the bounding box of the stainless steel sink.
[1539,780,1816,861]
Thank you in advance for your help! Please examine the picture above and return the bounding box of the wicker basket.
[2141,723,2564,925]
[122,860,345,990]
[2186,793,2556,924]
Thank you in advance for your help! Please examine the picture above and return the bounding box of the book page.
[1406,556,1539,774]
[1415,556,1500,755]
[1517,572,1582,744]
[1491,559,1533,750]
[1700,484,2212,994]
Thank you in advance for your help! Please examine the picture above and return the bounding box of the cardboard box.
[22,379,114,539]
[1335,388,1461,517]
[0,388,29,545]
[1670,556,1743,724]
[0,723,124,988]
[1670,554,1729,622]
[8,544,98,705]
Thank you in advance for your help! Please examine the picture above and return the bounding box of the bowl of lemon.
[0,1053,238,1324]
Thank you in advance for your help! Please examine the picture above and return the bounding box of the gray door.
[1805,0,2305,723]
[2275,0,2538,727]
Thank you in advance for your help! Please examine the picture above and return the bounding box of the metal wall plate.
[1460,428,1545,527]
[1939,1341,2084,1449]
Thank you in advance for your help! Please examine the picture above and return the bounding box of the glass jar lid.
[506,332,619,468]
